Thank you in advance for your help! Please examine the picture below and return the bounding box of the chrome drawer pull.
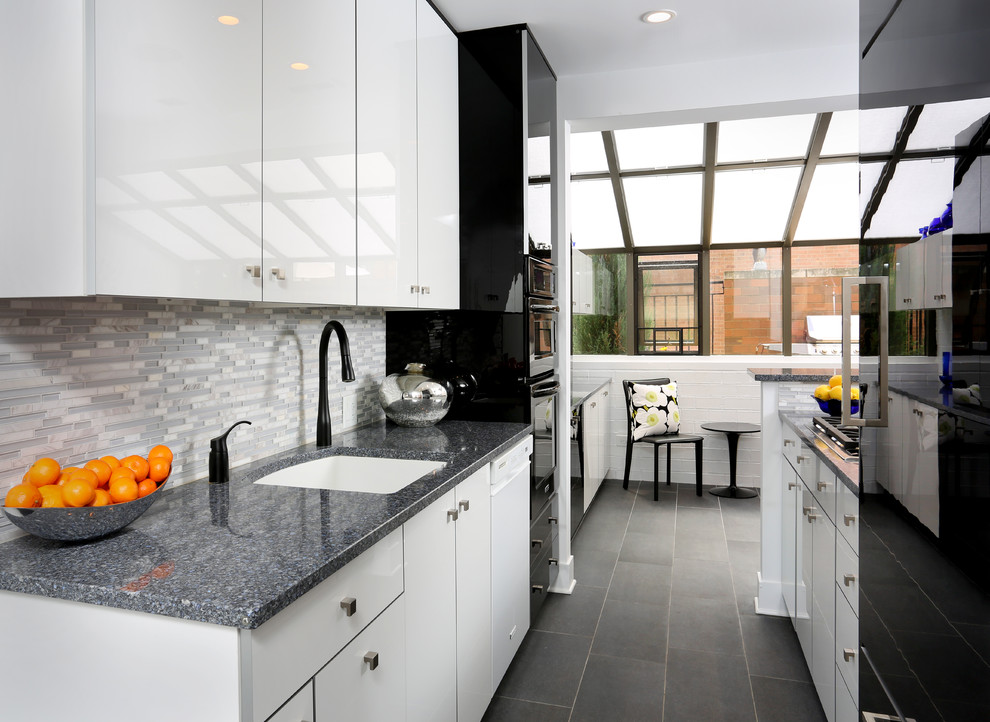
[787,482,798,490]
[245,265,261,278]
[340,597,357,617]
[458,499,470,512]
[531,584,544,594]
[807,512,819,522]
[843,648,856,662]
[817,481,829,492]
[803,506,814,516]
[549,558,559,566]
[548,516,558,525]
[447,508,459,522]
[843,514,856,526]
[796,455,806,463]
[364,651,379,670]
[531,539,543,549]
[784,439,794,447]
[843,574,856,587]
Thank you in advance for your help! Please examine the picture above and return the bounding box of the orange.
[121,455,149,482]
[25,458,61,488]
[147,445,173,464]
[109,477,138,504]
[91,489,112,507]
[147,458,170,483]
[136,479,157,499]
[61,478,95,508]
[99,455,121,471]
[84,459,113,487]
[39,485,65,508]
[68,468,99,490]
[57,466,80,484]
[109,466,136,483]
[5,484,42,508]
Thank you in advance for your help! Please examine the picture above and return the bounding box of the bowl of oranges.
[2,446,173,542]
[813,375,859,417]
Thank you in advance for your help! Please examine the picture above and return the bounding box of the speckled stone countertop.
[749,367,858,383]
[890,382,990,425]
[571,379,611,410]
[779,411,859,493]
[0,420,530,630]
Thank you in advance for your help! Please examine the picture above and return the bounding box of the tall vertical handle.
[842,276,888,428]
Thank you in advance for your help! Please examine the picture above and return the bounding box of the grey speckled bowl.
[2,481,168,542]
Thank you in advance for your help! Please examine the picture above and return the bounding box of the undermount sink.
[253,455,446,494]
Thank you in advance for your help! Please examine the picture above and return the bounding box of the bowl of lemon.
[813,375,859,416]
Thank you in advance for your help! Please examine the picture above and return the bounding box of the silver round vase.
[379,363,452,427]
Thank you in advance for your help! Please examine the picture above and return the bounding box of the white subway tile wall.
[0,297,385,541]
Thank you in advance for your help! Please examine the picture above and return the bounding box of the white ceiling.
[432,0,858,78]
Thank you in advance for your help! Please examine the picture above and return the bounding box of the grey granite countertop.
[889,383,990,425]
[749,367,858,383]
[779,411,859,493]
[0,420,530,630]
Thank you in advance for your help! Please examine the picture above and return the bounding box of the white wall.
[573,355,841,491]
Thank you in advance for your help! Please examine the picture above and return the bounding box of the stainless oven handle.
[532,383,560,398]
[530,304,560,312]
[842,276,888,428]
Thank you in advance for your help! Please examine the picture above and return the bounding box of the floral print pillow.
[630,382,680,439]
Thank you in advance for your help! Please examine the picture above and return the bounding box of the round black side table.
[701,422,761,499]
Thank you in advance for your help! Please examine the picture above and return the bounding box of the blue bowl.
[815,397,859,416]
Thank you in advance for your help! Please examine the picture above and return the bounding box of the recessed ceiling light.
[290,62,310,71]
[217,15,240,26]
[642,10,676,24]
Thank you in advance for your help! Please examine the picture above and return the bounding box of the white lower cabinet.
[781,424,859,722]
[403,466,493,722]
[316,597,407,722]
[267,682,314,722]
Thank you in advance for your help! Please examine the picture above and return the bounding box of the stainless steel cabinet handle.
[530,304,560,312]
[843,574,856,587]
[603,391,608,397]
[590,402,596,408]
[421,286,430,295]
[410,285,420,294]
[364,651,379,670]
[458,499,470,512]
[531,585,544,594]
[843,514,857,526]
[807,513,819,522]
[817,481,829,492]
[270,266,286,280]
[796,455,806,463]
[843,648,856,662]
[531,539,543,549]
[784,439,794,447]
[340,597,357,617]
[787,482,798,490]
[245,265,261,278]
[548,516,558,525]
[803,506,814,516]
[549,558,559,566]
[447,508,459,522]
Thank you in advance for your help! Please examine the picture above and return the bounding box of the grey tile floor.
[483,479,826,722]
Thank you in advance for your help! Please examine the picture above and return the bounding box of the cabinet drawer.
[315,596,406,722]
[836,482,859,554]
[529,497,558,570]
[784,429,818,488]
[835,591,859,702]
[834,666,858,722]
[266,681,313,722]
[249,528,404,722]
[835,532,859,617]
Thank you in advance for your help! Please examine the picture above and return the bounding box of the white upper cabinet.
[356,0,418,307]
[261,0,356,305]
[0,2,89,298]
[415,0,459,310]
[95,1,263,301]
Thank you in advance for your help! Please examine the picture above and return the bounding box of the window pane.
[570,178,624,249]
[864,159,954,239]
[716,114,815,163]
[710,247,782,354]
[711,167,802,244]
[571,131,609,174]
[820,110,859,156]
[905,97,990,151]
[637,253,698,354]
[859,106,908,153]
[623,174,703,247]
[528,135,550,177]
[790,244,860,356]
[572,253,628,355]
[528,183,551,249]
[794,163,859,241]
[614,124,704,169]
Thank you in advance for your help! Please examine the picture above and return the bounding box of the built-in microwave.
[526,257,555,299]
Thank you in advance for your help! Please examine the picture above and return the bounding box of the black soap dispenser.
[209,420,252,484]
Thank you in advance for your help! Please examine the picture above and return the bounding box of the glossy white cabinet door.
[403,489,457,722]
[95,0,263,301]
[267,681,313,722]
[781,460,799,619]
[261,0,356,305]
[456,466,493,722]
[315,597,407,722]
[0,2,89,297]
[356,0,417,307]
[415,0,459,310]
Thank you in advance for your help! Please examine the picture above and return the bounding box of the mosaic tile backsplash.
[0,297,385,540]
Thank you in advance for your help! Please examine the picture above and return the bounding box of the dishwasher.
[490,435,533,689]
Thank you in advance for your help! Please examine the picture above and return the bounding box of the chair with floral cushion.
[622,378,703,499]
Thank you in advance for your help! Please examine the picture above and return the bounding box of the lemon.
[828,374,842,388]
[814,384,832,400]
[850,386,860,401]
[829,385,844,401]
